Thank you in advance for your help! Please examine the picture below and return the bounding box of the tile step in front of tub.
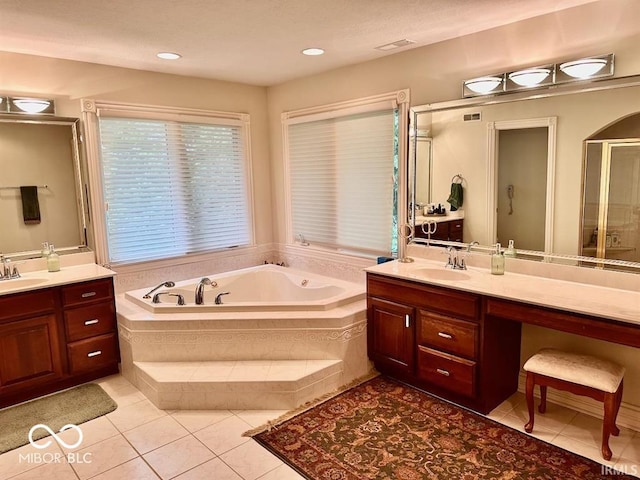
[133,359,344,410]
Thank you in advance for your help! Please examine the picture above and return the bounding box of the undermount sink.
[0,277,48,291]
[414,268,471,281]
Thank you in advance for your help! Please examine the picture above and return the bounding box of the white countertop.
[416,210,465,224]
[366,258,640,326]
[0,263,116,296]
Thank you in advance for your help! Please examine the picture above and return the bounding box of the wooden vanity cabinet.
[367,273,521,414]
[415,218,464,243]
[0,289,63,395]
[0,277,119,408]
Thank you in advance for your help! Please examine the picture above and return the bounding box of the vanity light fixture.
[301,48,325,56]
[508,67,552,87]
[156,52,181,60]
[463,75,504,96]
[1,96,56,115]
[462,53,614,98]
[559,57,607,79]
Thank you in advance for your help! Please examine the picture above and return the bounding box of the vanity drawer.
[65,301,116,342]
[62,278,114,307]
[367,274,479,320]
[417,346,476,398]
[418,311,478,359]
[67,333,119,374]
[0,289,56,322]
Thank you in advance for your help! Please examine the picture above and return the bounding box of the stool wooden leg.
[538,385,547,414]
[602,391,616,460]
[611,380,623,437]
[524,372,535,433]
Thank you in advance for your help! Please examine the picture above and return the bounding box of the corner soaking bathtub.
[124,264,365,313]
[116,264,369,409]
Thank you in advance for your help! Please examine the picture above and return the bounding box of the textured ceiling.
[0,0,598,86]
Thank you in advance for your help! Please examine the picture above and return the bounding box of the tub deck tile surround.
[117,266,368,410]
[133,359,344,409]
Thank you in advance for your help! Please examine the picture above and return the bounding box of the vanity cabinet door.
[368,297,415,374]
[0,314,63,392]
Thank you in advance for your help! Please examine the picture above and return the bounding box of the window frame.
[82,99,255,270]
[281,90,410,258]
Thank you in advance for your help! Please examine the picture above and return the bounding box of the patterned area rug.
[253,376,632,479]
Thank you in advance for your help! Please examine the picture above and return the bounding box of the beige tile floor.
[1,373,639,479]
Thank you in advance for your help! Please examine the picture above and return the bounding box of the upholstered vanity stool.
[523,348,625,460]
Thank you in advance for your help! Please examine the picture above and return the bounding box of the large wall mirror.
[409,76,640,272]
[0,115,87,259]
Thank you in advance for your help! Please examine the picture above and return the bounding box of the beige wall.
[0,51,272,257]
[267,0,640,244]
[0,122,81,252]
[497,128,548,251]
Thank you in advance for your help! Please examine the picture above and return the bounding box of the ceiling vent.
[375,39,416,51]
[463,112,482,121]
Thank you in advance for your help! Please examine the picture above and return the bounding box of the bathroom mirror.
[409,75,640,272]
[0,115,87,259]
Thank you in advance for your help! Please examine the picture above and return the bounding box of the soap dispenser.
[491,243,505,275]
[41,241,50,257]
[47,244,60,272]
[504,240,517,258]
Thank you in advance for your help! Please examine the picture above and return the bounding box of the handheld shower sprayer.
[143,281,176,299]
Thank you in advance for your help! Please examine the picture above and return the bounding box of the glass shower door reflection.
[603,142,640,262]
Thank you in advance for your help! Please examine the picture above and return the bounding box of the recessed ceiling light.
[157,52,182,60]
[301,48,325,56]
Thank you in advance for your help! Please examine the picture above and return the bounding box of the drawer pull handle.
[87,350,102,358]
[436,368,450,377]
[405,314,410,328]
[81,292,97,298]
[438,332,453,339]
[84,319,99,326]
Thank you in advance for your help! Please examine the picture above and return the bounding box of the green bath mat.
[0,383,117,454]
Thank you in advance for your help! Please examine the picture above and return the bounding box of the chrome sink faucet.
[195,277,212,305]
[1,255,8,279]
[0,255,20,280]
[445,246,467,270]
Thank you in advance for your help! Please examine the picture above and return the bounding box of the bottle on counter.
[41,241,50,257]
[491,243,505,275]
[47,244,60,272]
[504,239,517,258]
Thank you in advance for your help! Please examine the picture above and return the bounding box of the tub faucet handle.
[215,292,231,305]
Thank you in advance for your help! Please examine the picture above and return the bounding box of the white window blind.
[98,117,250,264]
[288,109,397,255]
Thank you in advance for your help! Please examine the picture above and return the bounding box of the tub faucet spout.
[195,277,212,305]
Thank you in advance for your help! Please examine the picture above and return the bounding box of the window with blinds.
[287,109,398,256]
[98,116,250,264]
